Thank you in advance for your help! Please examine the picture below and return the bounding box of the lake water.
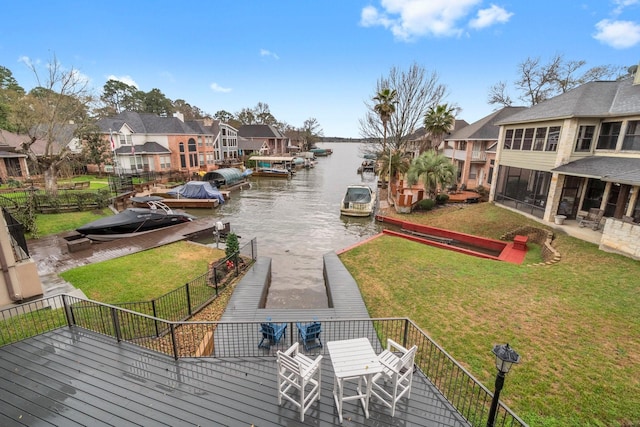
[190,142,384,309]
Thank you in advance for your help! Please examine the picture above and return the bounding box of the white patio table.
[327,337,383,423]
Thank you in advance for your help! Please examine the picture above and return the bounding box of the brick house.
[444,107,526,190]
[96,112,239,175]
[238,124,289,155]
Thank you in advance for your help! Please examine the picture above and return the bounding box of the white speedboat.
[340,185,376,217]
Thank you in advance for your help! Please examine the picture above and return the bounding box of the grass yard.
[60,241,225,303]
[29,209,113,238]
[340,203,639,427]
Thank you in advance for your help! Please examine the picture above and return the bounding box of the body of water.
[190,142,383,309]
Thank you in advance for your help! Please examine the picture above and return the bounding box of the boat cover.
[343,187,372,203]
[167,181,225,203]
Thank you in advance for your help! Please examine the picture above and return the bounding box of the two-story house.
[444,107,526,190]
[238,124,289,155]
[490,73,640,259]
[96,112,239,175]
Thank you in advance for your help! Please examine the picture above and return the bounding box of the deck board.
[0,328,469,426]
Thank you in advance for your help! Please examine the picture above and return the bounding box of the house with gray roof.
[0,130,31,182]
[238,124,289,155]
[490,73,640,259]
[96,112,238,175]
[444,107,526,190]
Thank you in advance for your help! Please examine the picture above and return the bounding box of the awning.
[552,157,640,186]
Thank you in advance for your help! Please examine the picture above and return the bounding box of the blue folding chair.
[296,321,323,351]
[258,321,287,349]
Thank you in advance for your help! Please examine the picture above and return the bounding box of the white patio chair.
[276,342,323,422]
[370,338,418,417]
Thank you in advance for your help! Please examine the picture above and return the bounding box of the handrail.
[0,297,527,427]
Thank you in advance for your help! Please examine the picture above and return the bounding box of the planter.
[554,215,567,225]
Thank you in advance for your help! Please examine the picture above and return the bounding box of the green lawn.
[60,241,225,303]
[339,203,639,427]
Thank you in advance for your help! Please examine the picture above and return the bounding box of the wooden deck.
[0,327,469,426]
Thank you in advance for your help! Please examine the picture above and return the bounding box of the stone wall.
[501,226,560,265]
[600,218,640,260]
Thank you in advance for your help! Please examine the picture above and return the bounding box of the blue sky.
[1,0,639,137]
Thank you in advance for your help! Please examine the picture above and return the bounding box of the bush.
[435,193,449,205]
[475,185,489,201]
[416,198,436,211]
[225,232,240,260]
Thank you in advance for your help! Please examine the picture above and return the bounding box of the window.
[503,129,513,150]
[622,120,640,151]
[512,129,523,150]
[487,160,494,185]
[545,127,560,151]
[199,153,204,166]
[533,128,547,151]
[118,134,133,145]
[596,121,621,150]
[522,128,534,151]
[575,125,595,152]
[160,156,171,170]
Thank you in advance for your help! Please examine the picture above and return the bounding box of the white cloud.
[593,19,640,48]
[106,74,138,88]
[360,0,481,40]
[469,4,513,29]
[210,83,232,93]
[260,49,280,60]
[612,0,639,15]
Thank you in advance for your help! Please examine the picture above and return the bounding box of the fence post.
[61,295,74,327]
[111,307,122,342]
[402,318,410,348]
[170,324,179,360]
[186,283,192,316]
[152,300,160,337]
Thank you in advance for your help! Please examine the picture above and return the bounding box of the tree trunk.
[44,165,58,194]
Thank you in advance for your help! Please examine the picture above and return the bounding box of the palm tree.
[407,151,457,199]
[380,148,411,187]
[373,88,398,154]
[423,103,456,151]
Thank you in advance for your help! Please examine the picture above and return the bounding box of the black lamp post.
[487,343,520,427]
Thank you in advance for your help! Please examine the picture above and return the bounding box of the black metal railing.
[2,208,30,262]
[113,238,257,332]
[0,296,526,427]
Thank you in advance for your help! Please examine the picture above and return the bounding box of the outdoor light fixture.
[487,343,521,427]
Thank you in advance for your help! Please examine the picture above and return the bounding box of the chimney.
[631,63,640,85]
[203,117,213,126]
[173,111,184,122]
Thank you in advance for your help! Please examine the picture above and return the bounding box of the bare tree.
[487,81,513,107]
[359,63,446,154]
[11,56,94,192]
[516,55,562,106]
[490,54,625,107]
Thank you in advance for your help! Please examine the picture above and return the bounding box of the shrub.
[225,232,240,260]
[475,185,489,201]
[435,193,449,205]
[416,198,436,211]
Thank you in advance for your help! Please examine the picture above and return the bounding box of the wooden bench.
[513,235,528,251]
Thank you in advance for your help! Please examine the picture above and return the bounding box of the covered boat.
[201,168,246,189]
[167,181,225,204]
[340,185,377,217]
[76,197,196,240]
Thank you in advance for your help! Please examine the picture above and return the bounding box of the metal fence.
[0,293,526,427]
[113,238,257,332]
[2,208,29,262]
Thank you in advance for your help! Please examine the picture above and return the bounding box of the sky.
[1,0,639,138]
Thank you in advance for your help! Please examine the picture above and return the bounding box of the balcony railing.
[0,295,527,427]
